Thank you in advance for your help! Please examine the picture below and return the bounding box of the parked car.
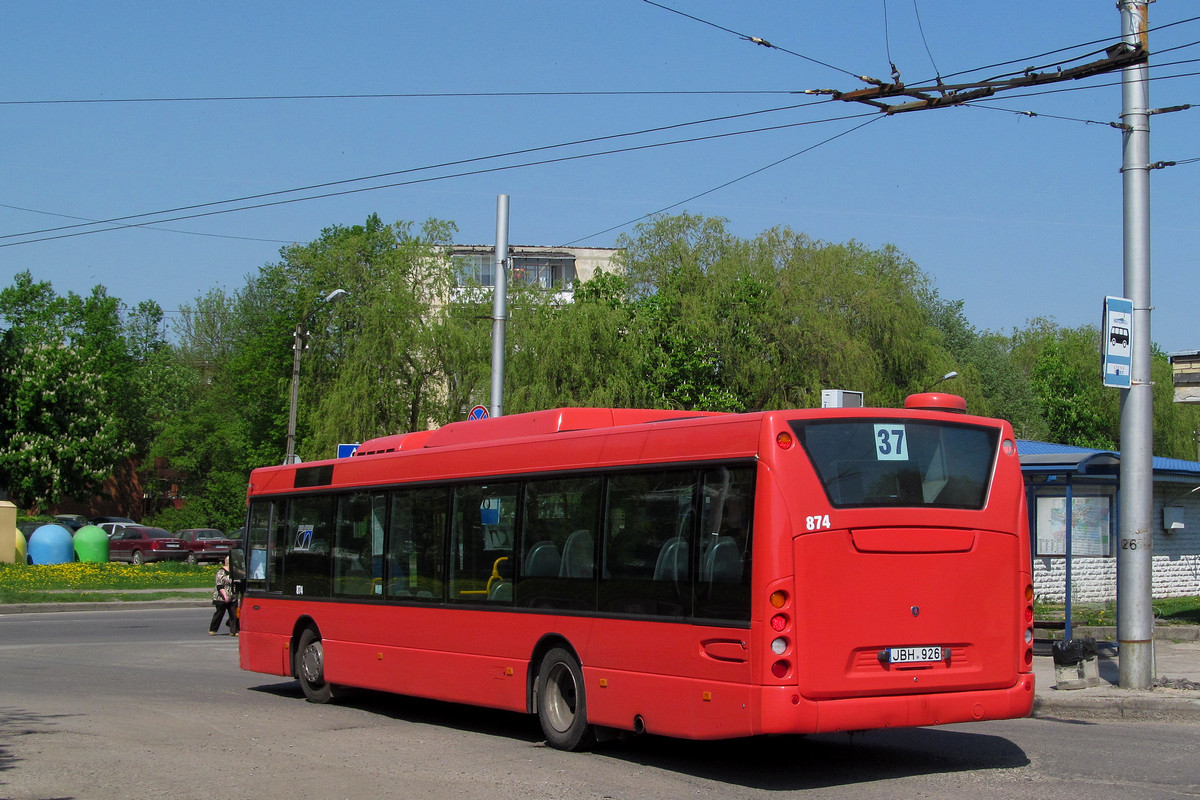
[53,514,89,532]
[99,522,132,538]
[175,528,239,564]
[107,526,189,564]
[91,515,137,526]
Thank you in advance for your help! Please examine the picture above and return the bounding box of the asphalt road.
[2,607,1199,800]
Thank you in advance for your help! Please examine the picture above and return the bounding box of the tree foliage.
[0,272,138,509]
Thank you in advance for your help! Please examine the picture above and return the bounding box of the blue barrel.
[28,524,75,565]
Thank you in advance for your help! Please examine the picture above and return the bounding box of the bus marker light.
[771,637,788,655]
[702,691,712,702]
[770,614,788,632]
[776,432,794,450]
[599,678,608,688]
[1002,439,1016,456]
[770,591,788,609]
[771,660,789,678]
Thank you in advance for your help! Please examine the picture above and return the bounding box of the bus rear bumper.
[758,674,1036,734]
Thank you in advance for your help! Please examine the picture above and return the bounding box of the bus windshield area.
[790,419,999,509]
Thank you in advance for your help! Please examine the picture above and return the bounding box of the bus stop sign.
[1103,295,1133,389]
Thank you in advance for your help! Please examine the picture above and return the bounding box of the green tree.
[0,272,131,509]
[1014,320,1118,449]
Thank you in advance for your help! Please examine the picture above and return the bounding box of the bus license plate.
[886,646,942,664]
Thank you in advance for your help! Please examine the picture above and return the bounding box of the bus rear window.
[790,419,999,509]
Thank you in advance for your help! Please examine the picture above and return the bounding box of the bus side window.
[245,500,273,590]
[600,470,696,617]
[387,486,448,602]
[334,493,384,598]
[696,465,754,622]
[283,495,334,598]
[515,476,601,611]
[449,483,517,604]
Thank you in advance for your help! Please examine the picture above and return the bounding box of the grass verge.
[0,561,217,604]
[1035,596,1200,626]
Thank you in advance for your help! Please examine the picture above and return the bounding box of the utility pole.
[1117,0,1154,690]
[489,194,510,418]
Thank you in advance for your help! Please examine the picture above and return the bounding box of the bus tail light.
[767,587,793,681]
[1023,582,1035,672]
[776,432,794,450]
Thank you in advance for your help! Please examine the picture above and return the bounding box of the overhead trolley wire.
[0,89,808,106]
[0,108,879,249]
[562,115,884,246]
[640,0,863,78]
[0,98,833,242]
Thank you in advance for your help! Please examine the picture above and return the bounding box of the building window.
[454,253,576,289]
[512,256,576,289]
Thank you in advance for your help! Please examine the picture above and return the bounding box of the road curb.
[1033,690,1200,721]
[0,599,210,614]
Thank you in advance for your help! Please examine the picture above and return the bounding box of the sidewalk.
[1031,628,1200,721]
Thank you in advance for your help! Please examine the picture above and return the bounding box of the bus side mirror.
[230,547,246,584]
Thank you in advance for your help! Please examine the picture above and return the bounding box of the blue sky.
[3,2,1197,353]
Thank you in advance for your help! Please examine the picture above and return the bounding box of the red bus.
[236,395,1034,750]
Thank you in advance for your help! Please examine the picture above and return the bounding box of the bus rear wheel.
[536,647,595,751]
[295,627,340,704]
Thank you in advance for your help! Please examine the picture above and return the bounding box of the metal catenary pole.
[1117,0,1154,689]
[489,194,510,418]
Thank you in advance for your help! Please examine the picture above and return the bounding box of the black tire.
[295,627,339,704]
[131,550,144,565]
[536,647,595,751]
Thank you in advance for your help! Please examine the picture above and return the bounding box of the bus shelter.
[1019,440,1200,638]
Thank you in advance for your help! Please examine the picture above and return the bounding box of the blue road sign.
[337,443,361,458]
[1103,296,1133,389]
[468,405,490,421]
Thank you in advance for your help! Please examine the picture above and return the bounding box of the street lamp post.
[284,289,349,465]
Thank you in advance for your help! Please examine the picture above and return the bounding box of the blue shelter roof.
[1017,440,1200,478]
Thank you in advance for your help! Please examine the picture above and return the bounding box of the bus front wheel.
[536,647,595,751]
[295,627,339,704]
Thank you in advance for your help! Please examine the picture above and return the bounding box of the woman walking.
[209,556,239,636]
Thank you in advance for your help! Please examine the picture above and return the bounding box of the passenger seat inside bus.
[524,541,560,577]
[559,530,594,578]
[702,537,742,583]
[654,537,688,581]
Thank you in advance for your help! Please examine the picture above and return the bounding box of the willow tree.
[285,215,490,453]
[507,213,956,415]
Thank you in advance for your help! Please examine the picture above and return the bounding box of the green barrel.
[73,525,110,563]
